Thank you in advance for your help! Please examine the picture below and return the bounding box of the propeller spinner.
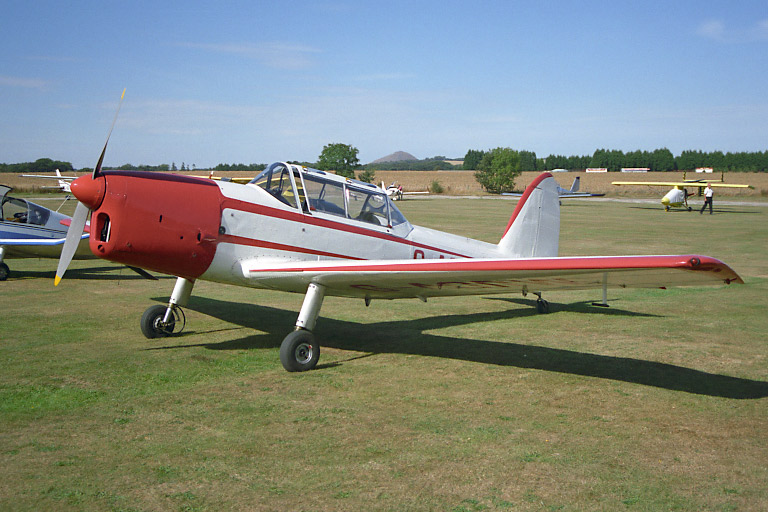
[55,89,125,286]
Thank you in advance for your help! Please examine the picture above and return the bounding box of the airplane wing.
[503,192,604,198]
[613,181,752,189]
[558,192,605,198]
[0,233,89,246]
[20,174,79,180]
[240,254,742,299]
[59,218,91,233]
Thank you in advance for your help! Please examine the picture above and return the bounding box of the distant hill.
[370,151,418,164]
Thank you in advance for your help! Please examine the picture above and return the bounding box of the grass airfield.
[1,196,767,511]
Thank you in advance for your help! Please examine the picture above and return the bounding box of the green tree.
[317,143,360,178]
[474,147,521,193]
[357,168,376,184]
[462,149,486,170]
[518,150,538,172]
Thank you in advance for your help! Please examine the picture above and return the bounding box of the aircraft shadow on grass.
[151,295,768,400]
[9,266,171,281]
[626,205,758,214]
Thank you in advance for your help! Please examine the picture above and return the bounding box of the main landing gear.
[280,283,325,372]
[523,287,550,314]
[535,293,550,314]
[139,278,325,372]
[140,277,193,338]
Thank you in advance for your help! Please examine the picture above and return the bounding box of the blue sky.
[2,0,767,169]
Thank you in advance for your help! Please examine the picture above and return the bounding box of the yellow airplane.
[612,173,753,211]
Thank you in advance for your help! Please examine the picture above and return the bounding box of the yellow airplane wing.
[613,181,753,189]
[707,183,753,188]
[612,181,690,187]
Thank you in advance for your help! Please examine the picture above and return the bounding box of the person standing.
[700,183,714,214]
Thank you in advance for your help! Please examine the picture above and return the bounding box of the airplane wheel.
[536,299,550,314]
[280,330,319,372]
[688,207,692,212]
[0,262,9,281]
[140,305,176,338]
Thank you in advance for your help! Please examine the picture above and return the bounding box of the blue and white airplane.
[504,175,604,198]
[0,184,90,280]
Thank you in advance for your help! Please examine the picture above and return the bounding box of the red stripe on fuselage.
[220,196,470,258]
[218,234,364,260]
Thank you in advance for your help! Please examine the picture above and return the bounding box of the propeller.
[55,89,125,286]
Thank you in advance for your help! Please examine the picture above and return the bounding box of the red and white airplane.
[55,94,744,372]
[21,169,78,194]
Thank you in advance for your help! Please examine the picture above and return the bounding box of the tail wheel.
[280,330,319,372]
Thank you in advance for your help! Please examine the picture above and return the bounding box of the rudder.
[498,172,560,258]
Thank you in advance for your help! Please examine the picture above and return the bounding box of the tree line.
[4,147,767,175]
[464,148,768,173]
[0,158,75,173]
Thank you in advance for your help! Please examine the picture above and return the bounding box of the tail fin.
[570,176,580,193]
[498,172,560,258]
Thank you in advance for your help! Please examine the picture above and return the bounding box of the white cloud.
[177,41,322,69]
[697,18,768,43]
[754,19,768,40]
[697,20,725,41]
[0,75,46,89]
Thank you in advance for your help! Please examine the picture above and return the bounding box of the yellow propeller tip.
[54,275,61,287]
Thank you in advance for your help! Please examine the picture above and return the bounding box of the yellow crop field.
[374,170,768,197]
[4,170,768,198]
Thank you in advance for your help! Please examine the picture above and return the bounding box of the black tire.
[140,305,175,338]
[536,299,550,314]
[0,262,9,281]
[280,330,319,372]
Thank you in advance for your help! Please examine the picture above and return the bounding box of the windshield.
[249,162,305,209]
[249,163,409,228]
[1,196,51,226]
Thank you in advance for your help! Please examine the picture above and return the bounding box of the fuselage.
[0,187,90,259]
[72,163,505,285]
[661,186,689,208]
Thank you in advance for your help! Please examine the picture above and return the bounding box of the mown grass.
[1,196,766,511]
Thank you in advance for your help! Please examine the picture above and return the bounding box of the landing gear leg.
[280,282,325,372]
[592,272,610,307]
[0,247,9,281]
[535,292,550,314]
[140,277,194,338]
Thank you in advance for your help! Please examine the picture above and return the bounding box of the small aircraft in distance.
[21,169,79,194]
[54,91,744,372]
[0,184,91,280]
[612,173,753,211]
[504,176,604,199]
[382,181,429,201]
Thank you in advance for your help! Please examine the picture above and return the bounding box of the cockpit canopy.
[1,186,52,227]
[249,162,409,229]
